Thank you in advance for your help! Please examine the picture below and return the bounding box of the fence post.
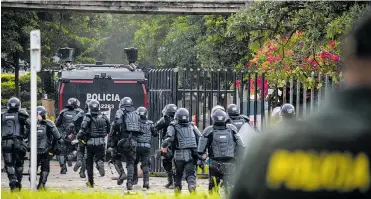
[253,72,258,129]
[261,73,265,131]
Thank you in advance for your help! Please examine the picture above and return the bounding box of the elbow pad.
[197,137,208,154]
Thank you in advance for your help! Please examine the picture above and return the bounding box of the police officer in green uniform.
[230,11,371,199]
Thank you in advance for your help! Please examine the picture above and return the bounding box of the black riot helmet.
[84,99,92,112]
[66,98,79,109]
[37,106,47,119]
[227,104,240,116]
[76,99,80,108]
[7,97,21,111]
[175,108,189,124]
[119,97,133,108]
[211,105,225,115]
[137,106,148,120]
[281,103,295,119]
[211,109,228,126]
[89,99,100,115]
[165,104,177,117]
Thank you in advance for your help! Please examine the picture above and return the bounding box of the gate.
[148,68,340,173]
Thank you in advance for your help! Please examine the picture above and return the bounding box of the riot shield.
[238,123,258,151]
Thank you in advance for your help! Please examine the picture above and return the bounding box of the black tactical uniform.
[55,98,82,174]
[72,99,92,178]
[198,109,245,192]
[153,103,177,188]
[133,107,157,189]
[77,99,109,187]
[110,97,141,190]
[35,106,63,190]
[226,104,250,131]
[1,97,31,191]
[161,108,202,193]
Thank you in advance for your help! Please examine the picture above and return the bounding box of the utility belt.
[86,137,106,146]
[210,160,236,175]
[137,142,151,148]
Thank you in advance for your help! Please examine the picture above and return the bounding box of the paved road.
[1,160,209,193]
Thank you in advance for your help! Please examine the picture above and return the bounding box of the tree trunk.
[14,51,20,97]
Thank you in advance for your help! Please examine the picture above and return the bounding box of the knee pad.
[6,166,15,175]
[15,167,23,174]
[4,153,13,163]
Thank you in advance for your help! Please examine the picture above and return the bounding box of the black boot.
[9,180,19,192]
[127,181,133,190]
[79,170,86,178]
[143,180,150,189]
[37,171,49,190]
[188,185,196,193]
[60,165,67,174]
[97,161,105,177]
[174,185,182,193]
[86,181,94,188]
[164,173,174,189]
[117,170,127,185]
[73,161,82,172]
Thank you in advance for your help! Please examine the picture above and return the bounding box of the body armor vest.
[89,115,108,138]
[229,116,246,131]
[1,112,21,138]
[37,122,51,154]
[137,120,152,143]
[211,128,236,160]
[174,124,197,149]
[62,109,77,131]
[124,111,140,132]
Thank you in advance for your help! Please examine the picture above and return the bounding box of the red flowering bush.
[246,31,341,96]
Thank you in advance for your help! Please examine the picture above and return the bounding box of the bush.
[1,81,16,99]
[1,190,221,199]
[1,73,15,82]
[1,73,42,109]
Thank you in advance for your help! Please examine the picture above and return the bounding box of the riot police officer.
[77,99,110,187]
[198,109,245,192]
[72,99,91,178]
[161,108,202,193]
[1,97,30,191]
[55,97,82,174]
[280,103,296,122]
[153,103,177,189]
[226,104,250,131]
[110,97,141,190]
[133,106,157,189]
[35,106,64,189]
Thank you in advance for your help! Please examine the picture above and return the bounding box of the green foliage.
[1,190,221,199]
[1,73,41,108]
[133,15,175,66]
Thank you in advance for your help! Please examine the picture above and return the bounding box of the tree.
[133,15,175,66]
[1,10,38,97]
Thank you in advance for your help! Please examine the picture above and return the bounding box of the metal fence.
[147,68,340,173]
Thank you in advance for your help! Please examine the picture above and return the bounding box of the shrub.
[1,73,15,82]
[1,73,42,109]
